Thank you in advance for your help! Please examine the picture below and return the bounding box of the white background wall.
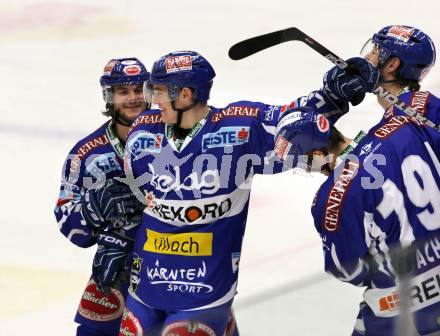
[1,0,440,334]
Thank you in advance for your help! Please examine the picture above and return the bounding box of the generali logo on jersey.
[70,134,109,174]
[78,279,124,322]
[165,55,193,73]
[410,91,430,115]
[211,106,260,122]
[130,113,162,130]
[387,25,414,42]
[374,115,412,139]
[323,161,359,232]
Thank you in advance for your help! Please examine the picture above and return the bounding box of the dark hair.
[394,60,421,91]
[102,103,113,118]
[395,76,421,91]
[327,126,345,152]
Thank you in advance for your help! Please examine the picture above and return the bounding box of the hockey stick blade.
[229,27,440,132]
[229,28,303,60]
[229,27,347,68]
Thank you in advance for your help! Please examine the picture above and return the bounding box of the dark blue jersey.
[312,91,440,335]
[54,120,140,333]
[54,121,138,247]
[124,102,286,311]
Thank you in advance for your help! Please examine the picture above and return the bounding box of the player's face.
[113,84,146,122]
[151,84,177,124]
[308,149,333,175]
[360,40,380,67]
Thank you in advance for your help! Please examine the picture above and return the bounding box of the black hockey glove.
[92,232,133,293]
[323,57,379,106]
[81,179,144,232]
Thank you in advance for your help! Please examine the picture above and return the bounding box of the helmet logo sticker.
[103,60,117,75]
[165,55,193,73]
[121,60,138,65]
[387,26,414,42]
[316,114,329,133]
[123,65,141,75]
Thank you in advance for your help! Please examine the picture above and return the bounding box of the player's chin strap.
[171,100,199,127]
[376,61,413,90]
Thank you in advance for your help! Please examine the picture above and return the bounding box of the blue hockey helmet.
[275,107,331,172]
[100,57,150,103]
[361,25,436,81]
[148,51,216,103]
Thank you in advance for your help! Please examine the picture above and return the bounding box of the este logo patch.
[128,132,163,156]
[202,126,249,152]
[144,229,213,256]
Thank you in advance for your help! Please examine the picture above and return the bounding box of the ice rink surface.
[1,0,440,334]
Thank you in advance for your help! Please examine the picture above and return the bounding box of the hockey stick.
[229,27,440,132]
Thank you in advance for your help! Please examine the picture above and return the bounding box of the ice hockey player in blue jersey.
[275,25,440,335]
[54,57,150,336]
[117,49,377,335]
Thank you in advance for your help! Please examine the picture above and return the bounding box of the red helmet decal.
[387,26,414,42]
[165,55,193,73]
[103,60,117,76]
[124,65,142,76]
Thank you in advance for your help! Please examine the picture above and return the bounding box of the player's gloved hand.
[275,106,330,163]
[81,179,144,231]
[323,57,379,106]
[92,232,133,293]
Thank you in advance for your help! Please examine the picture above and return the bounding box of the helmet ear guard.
[102,85,114,104]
